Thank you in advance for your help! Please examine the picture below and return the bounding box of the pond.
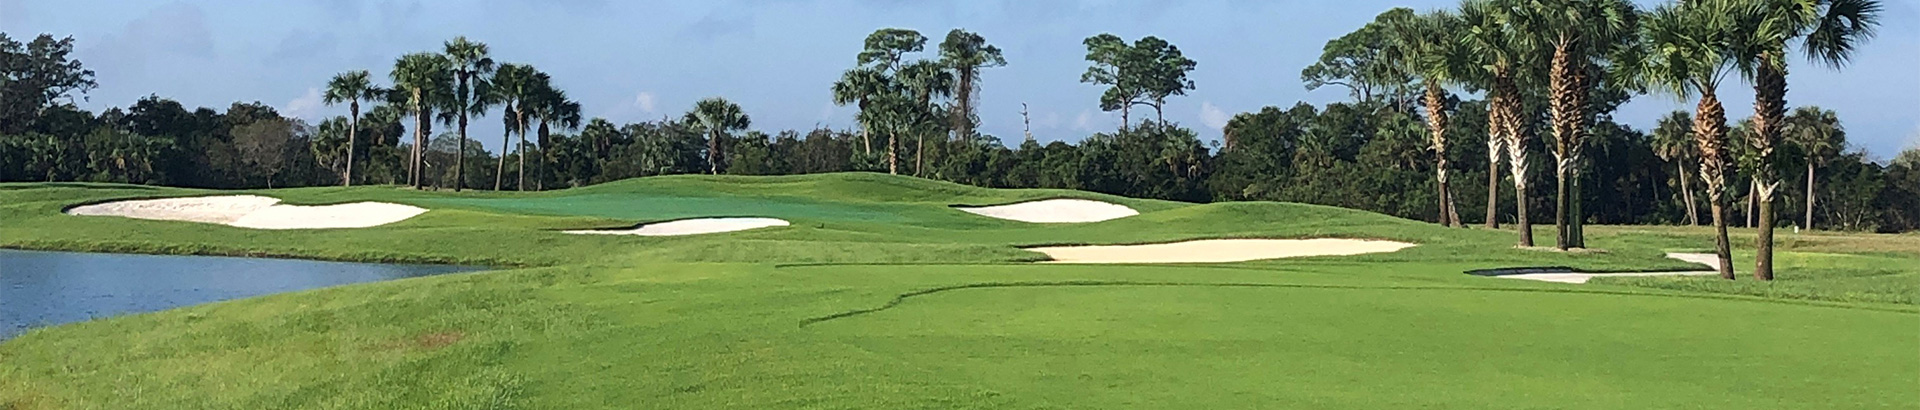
[0,249,483,339]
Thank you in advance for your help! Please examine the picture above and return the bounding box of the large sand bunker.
[66,195,426,229]
[1493,253,1721,284]
[1026,238,1417,264]
[956,199,1139,223]
[564,217,790,236]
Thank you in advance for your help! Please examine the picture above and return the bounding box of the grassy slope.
[1,173,1915,409]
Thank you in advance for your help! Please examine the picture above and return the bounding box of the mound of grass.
[2,173,1915,409]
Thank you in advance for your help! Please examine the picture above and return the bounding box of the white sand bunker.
[66,195,426,230]
[1027,238,1417,264]
[564,217,790,236]
[1495,253,1722,284]
[956,199,1139,223]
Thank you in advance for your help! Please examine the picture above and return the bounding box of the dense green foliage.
[1,174,1915,408]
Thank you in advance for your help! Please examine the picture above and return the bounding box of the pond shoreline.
[0,239,533,269]
[1,249,488,340]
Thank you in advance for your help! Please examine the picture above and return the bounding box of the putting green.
[1,173,1914,409]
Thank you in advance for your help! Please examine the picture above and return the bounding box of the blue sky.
[5,0,1916,159]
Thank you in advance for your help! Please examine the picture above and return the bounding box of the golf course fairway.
[2,173,1914,409]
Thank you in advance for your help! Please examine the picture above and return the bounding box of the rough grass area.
[2,173,1915,409]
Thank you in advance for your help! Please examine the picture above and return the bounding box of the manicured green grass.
[2,173,1915,409]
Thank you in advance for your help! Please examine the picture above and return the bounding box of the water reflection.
[1,249,481,339]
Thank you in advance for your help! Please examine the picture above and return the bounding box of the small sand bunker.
[564,217,790,236]
[956,199,1139,223]
[1493,253,1721,284]
[1027,238,1416,264]
[66,195,426,230]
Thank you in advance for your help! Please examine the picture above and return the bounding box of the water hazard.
[1,249,482,339]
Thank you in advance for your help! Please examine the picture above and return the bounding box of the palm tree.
[531,88,582,190]
[1733,0,1880,281]
[1785,106,1844,230]
[1511,0,1640,249]
[1460,0,1536,243]
[443,37,496,192]
[683,98,750,174]
[1386,10,1467,227]
[491,63,547,190]
[938,29,1006,141]
[1652,111,1700,226]
[832,67,891,155]
[322,70,383,187]
[858,93,910,174]
[897,60,953,176]
[390,53,452,189]
[1641,0,1746,279]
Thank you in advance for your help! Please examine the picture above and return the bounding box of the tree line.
[3,4,1916,272]
[1290,0,1912,282]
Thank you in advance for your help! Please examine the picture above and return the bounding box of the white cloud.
[1199,101,1231,130]
[283,87,326,121]
[1073,109,1096,131]
[635,91,657,113]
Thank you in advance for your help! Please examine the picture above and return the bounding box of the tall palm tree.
[831,67,891,155]
[1641,0,1746,279]
[532,88,582,190]
[1652,111,1700,226]
[1460,0,1536,243]
[683,97,750,175]
[938,29,1006,141]
[1511,0,1640,249]
[443,37,496,192]
[1733,0,1880,280]
[897,60,954,176]
[491,63,546,190]
[322,70,383,187]
[390,53,452,189]
[1386,10,1467,227]
[1784,106,1844,230]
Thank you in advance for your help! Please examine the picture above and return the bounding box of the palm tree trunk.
[410,92,426,189]
[857,99,873,155]
[915,132,925,177]
[1423,83,1458,227]
[455,75,468,192]
[1570,172,1585,248]
[1547,42,1588,250]
[1680,162,1698,226]
[1755,177,1777,281]
[1695,91,1735,280]
[1746,179,1757,228]
[1496,74,1532,247]
[345,101,358,187]
[537,121,549,191]
[1804,160,1816,229]
[1555,166,1571,249]
[496,104,512,191]
[517,128,527,191]
[1486,103,1504,229]
[1750,53,1787,281]
[887,131,898,175]
[1710,200,1735,280]
[956,69,975,140]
